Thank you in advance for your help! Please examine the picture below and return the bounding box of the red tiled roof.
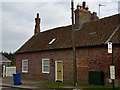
[16,14,120,53]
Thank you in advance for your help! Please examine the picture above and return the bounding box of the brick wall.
[16,49,73,82]
[76,46,120,85]
[16,45,120,85]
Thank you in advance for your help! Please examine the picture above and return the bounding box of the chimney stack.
[75,1,99,29]
[34,13,40,35]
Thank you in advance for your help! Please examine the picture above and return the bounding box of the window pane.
[44,68,49,72]
[23,61,28,65]
[44,66,49,72]
[23,66,28,71]
[43,60,49,65]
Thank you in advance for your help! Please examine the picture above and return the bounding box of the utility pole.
[118,1,120,14]
[99,4,106,18]
[111,45,115,90]
[108,42,115,90]
[118,2,120,77]
[71,0,77,86]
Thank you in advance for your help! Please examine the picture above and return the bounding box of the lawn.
[83,88,120,90]
[79,84,120,90]
[41,82,120,90]
[41,82,73,88]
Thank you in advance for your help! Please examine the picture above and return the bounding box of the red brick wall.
[16,45,120,85]
[16,49,73,82]
[76,46,120,85]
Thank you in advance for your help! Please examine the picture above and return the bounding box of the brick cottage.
[16,2,120,85]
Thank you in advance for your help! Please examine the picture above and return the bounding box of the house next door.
[55,61,63,82]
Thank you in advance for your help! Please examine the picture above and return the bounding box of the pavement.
[0,76,42,90]
[0,77,82,90]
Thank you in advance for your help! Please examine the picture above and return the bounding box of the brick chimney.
[75,1,98,29]
[34,13,40,35]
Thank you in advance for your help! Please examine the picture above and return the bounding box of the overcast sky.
[0,0,120,52]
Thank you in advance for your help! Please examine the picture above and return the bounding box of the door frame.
[55,61,63,82]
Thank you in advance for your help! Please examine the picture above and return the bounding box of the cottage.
[16,2,120,85]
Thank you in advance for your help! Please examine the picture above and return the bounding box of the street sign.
[108,42,112,53]
[110,65,115,79]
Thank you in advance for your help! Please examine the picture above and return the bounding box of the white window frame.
[42,59,50,74]
[22,59,28,73]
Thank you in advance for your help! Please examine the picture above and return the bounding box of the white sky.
[0,0,120,52]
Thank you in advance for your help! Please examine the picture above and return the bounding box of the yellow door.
[57,62,63,81]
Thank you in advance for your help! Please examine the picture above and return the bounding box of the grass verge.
[83,88,120,90]
[41,82,120,90]
[41,82,73,88]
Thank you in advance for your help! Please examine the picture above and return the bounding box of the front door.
[55,61,63,82]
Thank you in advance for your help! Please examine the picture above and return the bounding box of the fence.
[0,64,2,76]
[2,66,16,77]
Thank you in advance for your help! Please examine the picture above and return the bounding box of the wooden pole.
[71,0,77,86]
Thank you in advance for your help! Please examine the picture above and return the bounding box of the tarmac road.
[34,88,79,90]
[1,86,24,90]
[0,86,79,90]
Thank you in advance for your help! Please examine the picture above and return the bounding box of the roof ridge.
[41,25,71,33]
[105,25,120,44]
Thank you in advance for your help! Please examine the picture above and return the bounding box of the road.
[1,86,23,90]
[0,86,79,90]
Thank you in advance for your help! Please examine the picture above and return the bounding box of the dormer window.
[48,38,56,45]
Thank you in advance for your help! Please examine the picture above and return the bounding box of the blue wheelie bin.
[13,73,21,85]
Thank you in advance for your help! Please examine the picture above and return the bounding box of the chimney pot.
[37,13,39,18]
[93,12,97,15]
[82,1,86,9]
[77,5,80,9]
[85,5,89,10]
[80,6,82,9]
